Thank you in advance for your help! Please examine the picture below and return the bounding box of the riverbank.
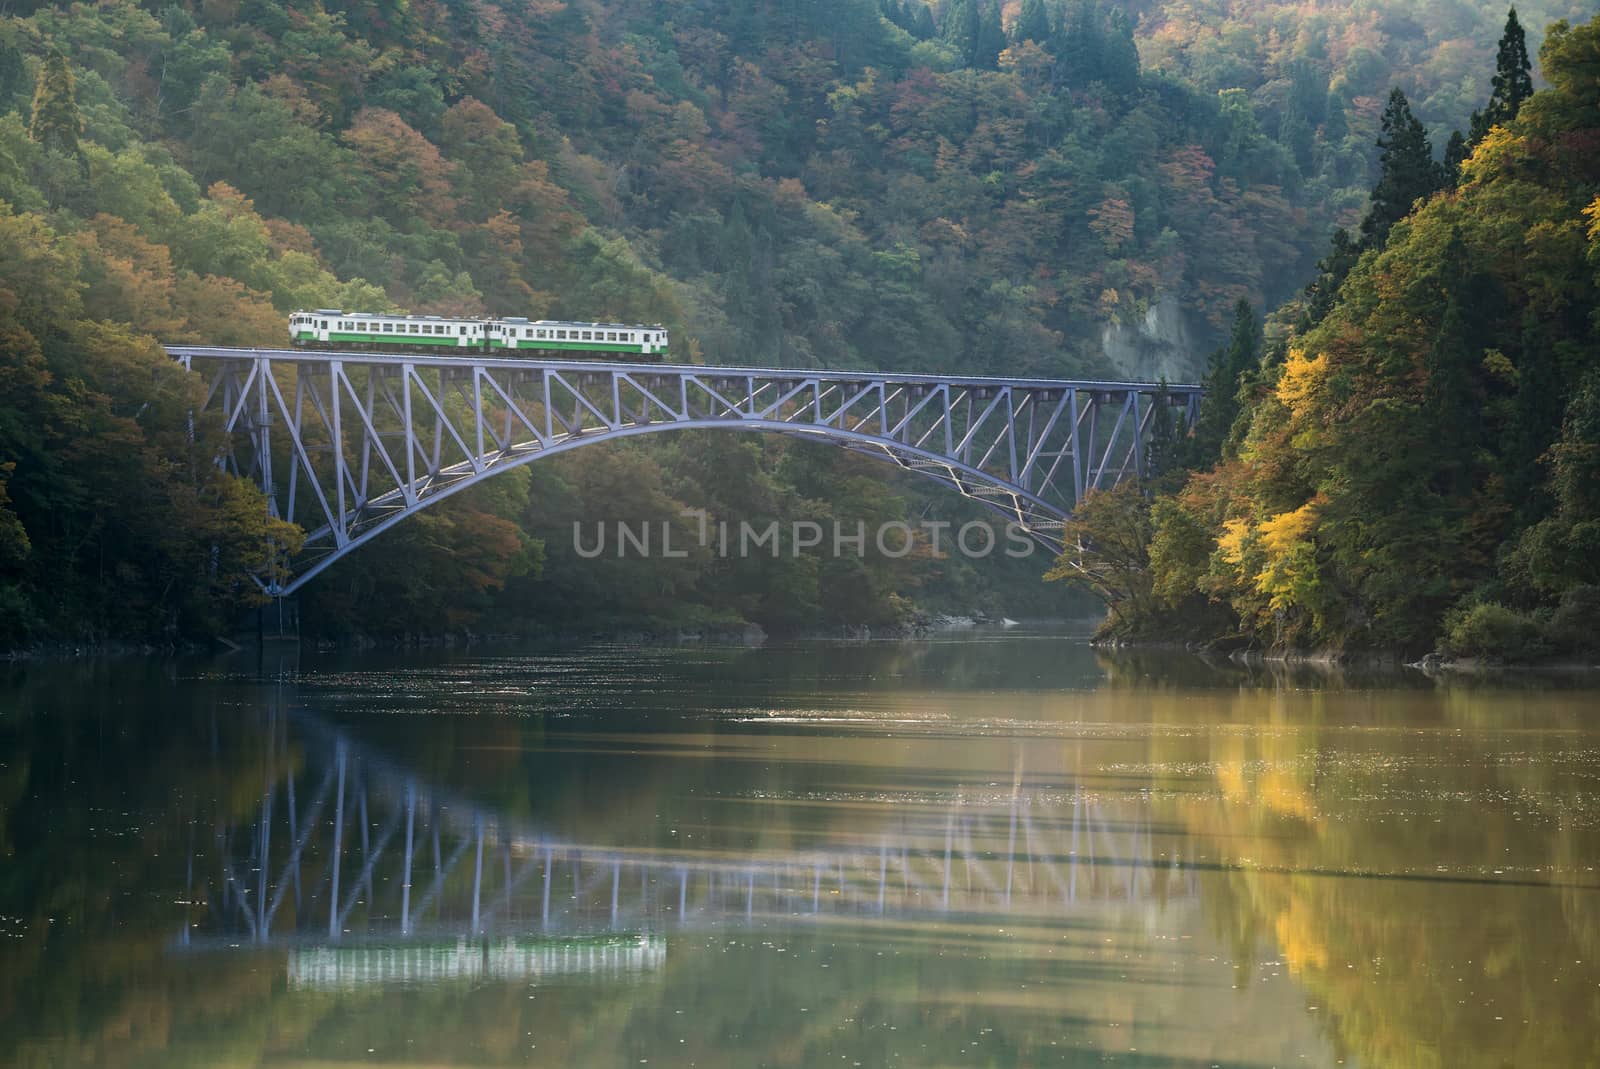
[1090,633,1600,673]
[3,610,1080,661]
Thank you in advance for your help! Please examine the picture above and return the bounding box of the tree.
[940,0,980,66]
[1044,481,1157,635]
[1144,379,1186,489]
[974,1,1006,70]
[1013,0,1050,46]
[1298,229,1361,330]
[28,48,84,165]
[1359,89,1444,251]
[1055,0,1103,89]
[1469,8,1535,146]
[1185,299,1259,468]
[1443,129,1469,184]
[0,34,28,113]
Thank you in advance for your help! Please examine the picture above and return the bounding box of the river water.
[3,632,1599,1068]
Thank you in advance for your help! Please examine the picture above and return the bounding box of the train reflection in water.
[175,709,1197,988]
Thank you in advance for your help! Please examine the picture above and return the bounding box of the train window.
[557,330,567,339]
[537,329,547,339]
[583,331,593,340]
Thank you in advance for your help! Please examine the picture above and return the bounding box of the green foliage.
[1470,8,1536,145]
[1441,602,1550,661]
[1550,585,1600,655]
[3,0,1595,644]
[1086,11,1600,657]
[1359,89,1445,251]
[28,46,81,159]
[1185,299,1259,468]
[1013,0,1050,47]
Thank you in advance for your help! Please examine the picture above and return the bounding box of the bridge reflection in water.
[178,713,1197,987]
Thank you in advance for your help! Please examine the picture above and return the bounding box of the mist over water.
[3,633,1599,1068]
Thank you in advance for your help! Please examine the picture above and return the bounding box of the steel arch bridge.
[170,347,1201,597]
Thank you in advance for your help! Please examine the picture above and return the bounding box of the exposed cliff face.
[1099,296,1201,382]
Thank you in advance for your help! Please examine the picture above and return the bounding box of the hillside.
[1,0,1588,643]
[1056,12,1600,659]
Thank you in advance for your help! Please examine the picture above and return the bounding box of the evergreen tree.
[1424,230,1494,498]
[1144,379,1185,489]
[940,0,980,66]
[1101,7,1140,94]
[1469,8,1535,145]
[1055,0,1103,88]
[1359,89,1444,252]
[912,1,937,39]
[1297,229,1360,331]
[1444,129,1469,184]
[1013,0,1050,46]
[28,47,83,161]
[0,34,27,112]
[1185,299,1259,468]
[974,0,1006,69]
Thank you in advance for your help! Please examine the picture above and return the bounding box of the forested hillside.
[0,0,1586,645]
[1057,11,1600,660]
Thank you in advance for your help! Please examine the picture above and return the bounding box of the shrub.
[1550,585,1600,657]
[1441,602,1551,662]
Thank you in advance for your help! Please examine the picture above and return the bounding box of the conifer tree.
[1185,299,1259,468]
[1469,8,1535,145]
[1101,7,1140,93]
[0,35,26,112]
[1359,89,1444,251]
[29,47,83,160]
[1055,0,1103,88]
[1444,129,1469,184]
[975,0,1007,69]
[1144,379,1185,488]
[941,0,980,66]
[1298,229,1361,331]
[1013,0,1050,46]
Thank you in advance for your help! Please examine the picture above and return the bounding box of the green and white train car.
[289,310,670,361]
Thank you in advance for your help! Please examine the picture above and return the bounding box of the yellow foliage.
[1217,517,1252,566]
[1258,501,1317,558]
[1254,500,1321,614]
[1275,902,1330,975]
[1457,123,1520,185]
[1276,348,1327,417]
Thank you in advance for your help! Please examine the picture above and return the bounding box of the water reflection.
[3,636,1599,1068]
[179,712,1198,957]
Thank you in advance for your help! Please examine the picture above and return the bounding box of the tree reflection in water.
[2,640,1597,1067]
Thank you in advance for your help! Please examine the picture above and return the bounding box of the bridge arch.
[170,348,1200,597]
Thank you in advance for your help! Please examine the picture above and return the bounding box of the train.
[289,311,670,361]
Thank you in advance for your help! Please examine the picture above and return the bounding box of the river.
[3,631,1598,1068]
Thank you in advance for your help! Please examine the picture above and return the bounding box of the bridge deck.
[169,345,1202,394]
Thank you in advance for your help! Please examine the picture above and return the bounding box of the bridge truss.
[170,347,1201,596]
